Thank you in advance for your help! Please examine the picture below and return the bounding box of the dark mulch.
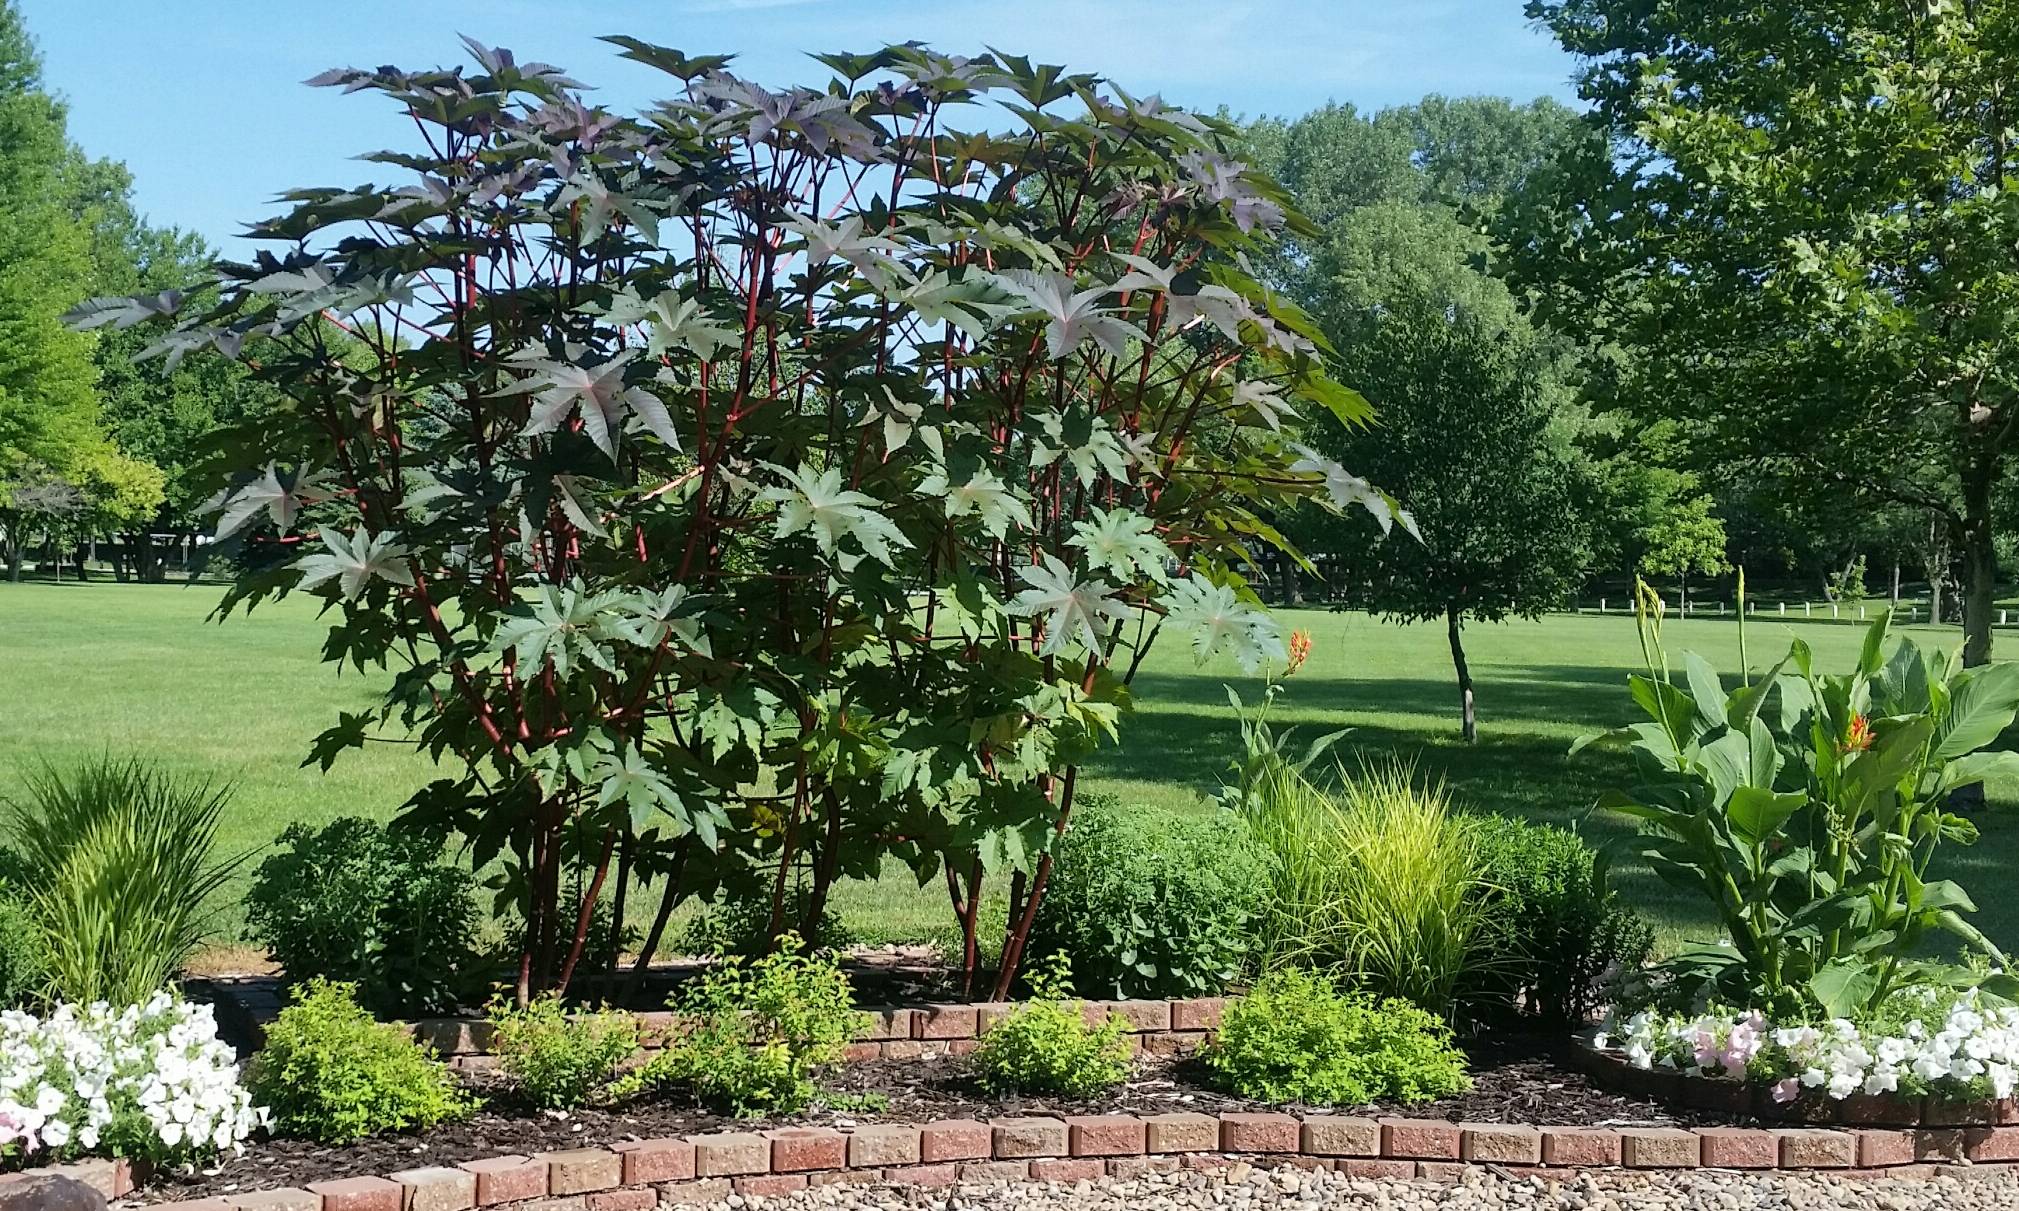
[137,1035,1733,1201]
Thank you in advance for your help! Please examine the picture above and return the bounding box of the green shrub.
[1026,795,1266,999]
[0,882,47,1009]
[487,995,640,1109]
[249,978,474,1143]
[636,937,862,1116]
[970,954,1132,1097]
[1469,816,1655,1025]
[674,882,854,958]
[245,817,482,1016]
[1242,761,1490,1015]
[4,757,243,1006]
[1205,968,1470,1106]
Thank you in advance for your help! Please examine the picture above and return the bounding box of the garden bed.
[139,1036,1712,1201]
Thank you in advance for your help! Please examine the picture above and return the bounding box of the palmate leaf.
[920,466,1032,539]
[294,526,415,601]
[209,463,330,539]
[1286,443,1419,540]
[1230,379,1297,431]
[1007,555,1130,660]
[759,463,911,566]
[991,269,1139,359]
[1067,507,1170,584]
[1162,576,1285,674]
[498,347,680,459]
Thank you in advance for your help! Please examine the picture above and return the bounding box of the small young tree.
[78,39,1405,1001]
[1287,204,1585,742]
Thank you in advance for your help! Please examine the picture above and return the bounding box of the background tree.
[1249,97,1593,740]
[1512,0,2019,665]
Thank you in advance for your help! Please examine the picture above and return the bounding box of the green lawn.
[4,581,2019,961]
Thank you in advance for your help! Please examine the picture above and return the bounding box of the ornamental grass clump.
[1205,967,1469,1106]
[4,757,243,1006]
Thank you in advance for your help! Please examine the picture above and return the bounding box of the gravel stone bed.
[703,1162,2019,1211]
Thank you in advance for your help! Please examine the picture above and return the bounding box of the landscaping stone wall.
[60,1107,2019,1208]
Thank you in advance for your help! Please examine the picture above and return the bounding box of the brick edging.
[81,1107,2019,1208]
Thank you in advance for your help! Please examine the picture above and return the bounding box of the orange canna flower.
[1286,629,1313,676]
[1842,713,1873,753]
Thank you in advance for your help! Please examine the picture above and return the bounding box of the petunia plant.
[72,38,1407,1002]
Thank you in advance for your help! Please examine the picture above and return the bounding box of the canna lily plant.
[1575,579,2019,1018]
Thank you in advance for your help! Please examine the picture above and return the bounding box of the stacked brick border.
[403,998,1226,1072]
[30,1108,2019,1208]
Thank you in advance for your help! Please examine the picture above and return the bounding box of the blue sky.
[20,1,1579,259]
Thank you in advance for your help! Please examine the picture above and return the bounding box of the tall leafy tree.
[0,0,159,579]
[1515,0,2019,665]
[1293,204,1590,741]
[1253,98,1595,739]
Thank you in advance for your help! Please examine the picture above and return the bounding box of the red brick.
[948,1039,979,1056]
[457,1156,547,1206]
[1171,998,1226,1032]
[1142,1032,1207,1056]
[1067,1115,1146,1157]
[1852,1129,1916,1168]
[612,1139,694,1185]
[731,1174,807,1197]
[1179,1154,1234,1173]
[584,1192,654,1211]
[1339,1159,1415,1180]
[850,1124,923,1167]
[1220,1112,1299,1153]
[920,1118,991,1162]
[1966,1126,2019,1162]
[157,1201,233,1211]
[501,1200,583,1211]
[993,1117,1069,1158]
[1274,1156,1332,1172]
[855,1007,914,1040]
[690,1132,769,1177]
[307,1177,402,1211]
[1775,1128,1855,1168]
[1103,1000,1172,1032]
[1620,1127,1700,1168]
[1925,1099,1997,1127]
[653,1179,730,1207]
[1415,1161,1472,1184]
[913,1005,978,1039]
[807,1170,880,1187]
[1301,1116,1380,1157]
[1540,1127,1620,1167]
[1916,1128,1968,1163]
[1696,1127,1777,1169]
[388,1167,477,1211]
[43,1161,117,1199]
[842,1042,882,1062]
[883,1164,958,1188]
[1030,1158,1105,1183]
[767,1127,846,1171]
[1460,1124,1539,1164]
[881,1040,948,1060]
[956,1161,1030,1183]
[974,1003,1015,1033]
[1104,1157,1181,1178]
[1143,1112,1218,1154]
[538,1150,621,1196]
[1379,1118,1461,1160]
[224,1193,317,1211]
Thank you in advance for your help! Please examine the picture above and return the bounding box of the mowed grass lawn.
[5,581,2019,962]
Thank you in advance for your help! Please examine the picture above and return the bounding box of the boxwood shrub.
[1205,967,1469,1105]
[1026,795,1266,999]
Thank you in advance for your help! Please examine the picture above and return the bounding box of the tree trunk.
[1891,561,1902,605]
[1446,607,1477,744]
[1961,457,1998,668]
